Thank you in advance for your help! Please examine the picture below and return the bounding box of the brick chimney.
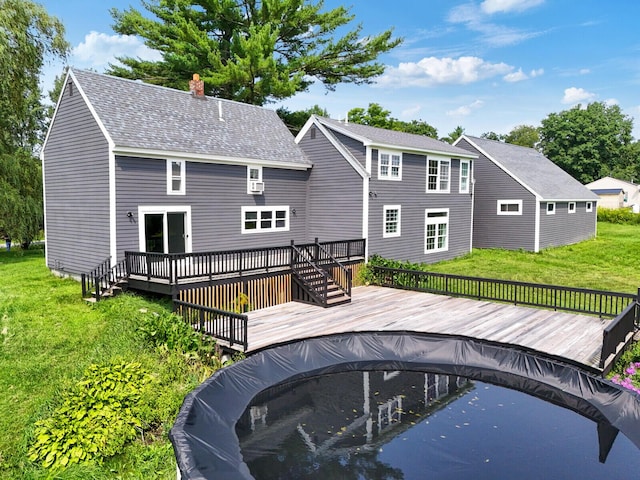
[189,73,205,98]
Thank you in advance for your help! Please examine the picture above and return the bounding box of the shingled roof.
[67,69,311,167]
[315,116,476,158]
[458,135,599,201]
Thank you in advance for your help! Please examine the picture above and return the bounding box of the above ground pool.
[170,332,640,479]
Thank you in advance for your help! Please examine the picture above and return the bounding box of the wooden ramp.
[244,285,608,369]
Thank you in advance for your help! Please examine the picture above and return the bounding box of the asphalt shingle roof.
[70,69,310,166]
[317,116,476,157]
[461,136,599,201]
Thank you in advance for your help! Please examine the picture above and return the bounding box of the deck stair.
[82,258,128,303]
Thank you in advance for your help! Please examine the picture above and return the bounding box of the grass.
[1,223,638,477]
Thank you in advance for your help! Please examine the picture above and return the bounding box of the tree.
[0,0,68,245]
[348,103,438,138]
[481,131,504,142]
[538,102,633,183]
[109,0,402,106]
[440,126,465,144]
[504,124,539,148]
[277,105,329,135]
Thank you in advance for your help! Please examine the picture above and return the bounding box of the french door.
[138,206,191,254]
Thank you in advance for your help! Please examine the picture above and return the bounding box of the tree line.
[2,0,639,247]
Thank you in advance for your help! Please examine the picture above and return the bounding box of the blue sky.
[39,0,640,138]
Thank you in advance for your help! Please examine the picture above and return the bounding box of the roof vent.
[189,73,206,99]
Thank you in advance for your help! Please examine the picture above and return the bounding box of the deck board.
[242,286,607,369]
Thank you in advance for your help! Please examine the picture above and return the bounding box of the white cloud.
[447,100,484,117]
[579,68,591,75]
[71,31,162,68]
[480,0,544,15]
[400,105,422,119]
[604,98,619,106]
[530,68,544,77]
[562,87,596,104]
[504,69,527,82]
[377,56,512,88]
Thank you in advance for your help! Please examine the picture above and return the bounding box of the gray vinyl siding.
[298,128,363,241]
[368,150,472,264]
[43,84,111,275]
[457,138,537,251]
[539,201,596,249]
[115,156,309,258]
[331,131,366,167]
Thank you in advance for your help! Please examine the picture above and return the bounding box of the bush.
[597,207,640,224]
[28,362,153,470]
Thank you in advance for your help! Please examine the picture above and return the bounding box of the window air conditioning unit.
[250,181,265,193]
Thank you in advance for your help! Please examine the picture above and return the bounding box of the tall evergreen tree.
[108,0,401,106]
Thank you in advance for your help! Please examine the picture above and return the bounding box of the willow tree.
[108,0,402,105]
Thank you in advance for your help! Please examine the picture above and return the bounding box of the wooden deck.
[244,285,609,369]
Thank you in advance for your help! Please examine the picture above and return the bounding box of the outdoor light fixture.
[126,211,133,218]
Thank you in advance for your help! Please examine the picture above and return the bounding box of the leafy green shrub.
[597,207,640,224]
[28,362,153,470]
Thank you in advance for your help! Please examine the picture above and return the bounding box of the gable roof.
[53,69,310,168]
[312,116,476,158]
[457,135,599,201]
[586,176,640,191]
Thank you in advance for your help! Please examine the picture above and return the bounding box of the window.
[568,202,576,214]
[247,165,264,194]
[167,159,185,195]
[383,205,401,238]
[425,209,449,253]
[378,151,402,180]
[546,202,555,215]
[459,160,470,194]
[586,201,593,212]
[242,206,289,233]
[427,159,450,193]
[497,200,522,216]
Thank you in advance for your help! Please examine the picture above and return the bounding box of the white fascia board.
[313,122,368,179]
[460,135,541,201]
[41,69,72,155]
[540,197,601,202]
[315,117,369,145]
[294,115,318,143]
[365,140,477,160]
[112,147,312,171]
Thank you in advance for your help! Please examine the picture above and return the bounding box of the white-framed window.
[242,206,289,233]
[586,201,593,212]
[568,202,576,214]
[459,160,470,194]
[546,202,556,215]
[247,165,264,194]
[167,159,185,195]
[497,200,523,216]
[425,209,449,253]
[427,158,450,193]
[383,205,401,238]
[378,150,402,180]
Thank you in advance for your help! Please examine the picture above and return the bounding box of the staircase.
[81,258,128,302]
[291,242,352,308]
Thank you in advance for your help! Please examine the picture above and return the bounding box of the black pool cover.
[169,332,640,480]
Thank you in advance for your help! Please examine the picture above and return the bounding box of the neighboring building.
[296,116,477,263]
[454,135,599,252]
[42,69,313,276]
[587,177,640,213]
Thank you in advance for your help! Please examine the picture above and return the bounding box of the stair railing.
[81,258,128,301]
[314,240,352,298]
[291,243,329,306]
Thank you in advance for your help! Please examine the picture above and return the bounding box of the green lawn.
[0,223,638,477]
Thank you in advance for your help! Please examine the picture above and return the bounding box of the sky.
[38,0,640,138]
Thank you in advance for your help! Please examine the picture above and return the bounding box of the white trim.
[41,69,73,158]
[426,157,451,193]
[568,201,576,214]
[377,150,402,181]
[534,201,541,252]
[424,208,449,254]
[247,165,263,194]
[497,199,523,216]
[469,161,475,253]
[241,206,289,234]
[167,159,186,195]
[363,147,372,260]
[40,148,49,267]
[586,201,593,213]
[546,202,556,215]
[109,145,117,263]
[137,205,192,253]
[459,159,470,194]
[383,205,401,238]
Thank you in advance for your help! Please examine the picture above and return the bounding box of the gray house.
[297,116,477,263]
[42,69,313,276]
[454,135,599,252]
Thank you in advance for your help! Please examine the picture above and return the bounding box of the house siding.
[331,131,367,167]
[456,138,537,251]
[115,156,309,258]
[43,83,111,275]
[298,128,364,241]
[539,202,596,249]
[368,150,472,264]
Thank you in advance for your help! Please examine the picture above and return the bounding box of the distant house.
[454,135,599,252]
[296,116,477,263]
[586,177,640,213]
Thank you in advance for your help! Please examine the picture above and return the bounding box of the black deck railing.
[291,244,330,306]
[125,238,365,287]
[173,300,248,352]
[81,257,127,300]
[370,266,637,318]
[600,298,639,373]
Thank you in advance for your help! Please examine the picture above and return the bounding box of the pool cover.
[169,332,640,480]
